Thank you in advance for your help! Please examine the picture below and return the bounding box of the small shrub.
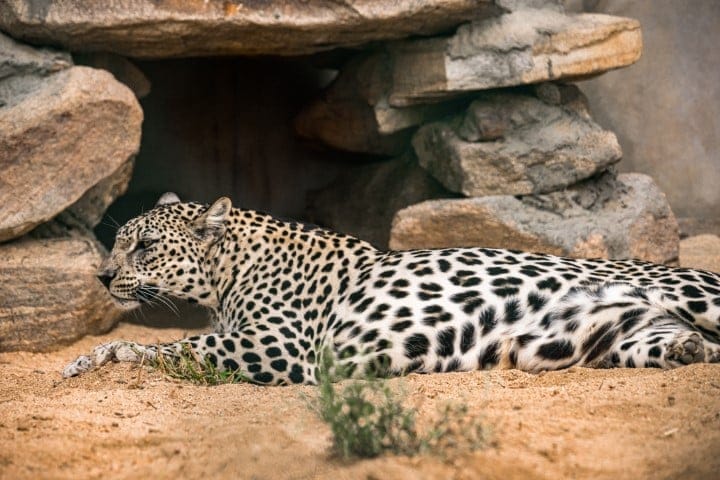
[310,351,486,459]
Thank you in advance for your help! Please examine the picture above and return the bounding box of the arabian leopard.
[63,193,720,384]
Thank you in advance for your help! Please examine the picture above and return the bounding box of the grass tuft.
[309,351,487,459]
[150,344,250,385]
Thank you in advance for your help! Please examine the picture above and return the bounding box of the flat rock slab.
[0,35,142,241]
[389,9,642,106]
[412,88,622,196]
[0,0,504,58]
[390,172,679,264]
[307,153,452,248]
[0,233,123,352]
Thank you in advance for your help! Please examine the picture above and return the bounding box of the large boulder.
[0,230,123,352]
[412,88,622,196]
[0,33,142,242]
[389,9,642,106]
[390,172,679,264]
[307,153,452,249]
[0,0,511,58]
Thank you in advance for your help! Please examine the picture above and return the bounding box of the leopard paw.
[665,332,705,366]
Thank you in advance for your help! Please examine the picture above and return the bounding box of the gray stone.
[0,0,504,58]
[390,172,679,264]
[388,9,642,106]
[0,230,123,352]
[307,152,452,249]
[0,31,70,80]
[0,61,142,242]
[412,89,622,196]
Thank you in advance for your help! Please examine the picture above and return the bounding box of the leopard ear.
[191,197,232,242]
[156,192,181,206]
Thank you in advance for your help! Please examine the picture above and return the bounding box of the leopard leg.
[513,283,715,372]
[62,331,316,385]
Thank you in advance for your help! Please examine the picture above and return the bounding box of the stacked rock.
[0,33,142,351]
[303,2,679,265]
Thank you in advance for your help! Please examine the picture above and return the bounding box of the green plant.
[310,351,486,459]
[150,344,250,385]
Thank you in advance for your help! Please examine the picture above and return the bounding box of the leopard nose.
[97,272,115,290]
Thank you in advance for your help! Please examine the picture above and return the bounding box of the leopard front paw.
[62,355,95,378]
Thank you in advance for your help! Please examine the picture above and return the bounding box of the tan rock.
[412,89,622,196]
[0,65,142,242]
[390,172,679,264]
[680,235,720,273]
[74,52,151,98]
[388,9,642,106]
[0,233,122,352]
[0,0,503,58]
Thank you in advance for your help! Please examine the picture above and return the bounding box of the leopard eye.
[139,239,156,250]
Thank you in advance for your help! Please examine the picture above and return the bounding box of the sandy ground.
[2,238,720,480]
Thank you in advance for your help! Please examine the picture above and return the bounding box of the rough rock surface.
[0,36,142,242]
[0,231,123,352]
[0,0,507,58]
[679,235,720,274]
[412,89,622,196]
[389,9,642,106]
[294,52,468,155]
[390,172,679,264]
[307,153,452,249]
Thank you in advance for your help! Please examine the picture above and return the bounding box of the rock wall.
[303,3,678,262]
[0,32,137,351]
[565,0,720,225]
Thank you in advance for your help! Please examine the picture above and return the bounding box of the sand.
[2,323,719,480]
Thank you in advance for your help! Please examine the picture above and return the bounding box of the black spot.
[620,308,647,332]
[537,277,562,292]
[620,341,637,351]
[516,333,539,347]
[582,323,613,354]
[436,327,456,357]
[222,339,236,352]
[270,359,288,371]
[438,259,451,273]
[504,299,522,324]
[266,347,282,358]
[625,357,636,368]
[487,267,509,276]
[391,320,413,332]
[404,333,430,358]
[396,306,412,317]
[361,329,380,343]
[537,340,575,360]
[561,306,580,321]
[527,292,548,313]
[687,300,708,314]
[479,307,497,334]
[206,336,216,347]
[253,372,274,384]
[460,323,476,354]
[479,341,500,368]
[584,328,618,364]
[242,352,261,363]
[648,346,662,358]
[222,359,239,371]
[681,285,704,298]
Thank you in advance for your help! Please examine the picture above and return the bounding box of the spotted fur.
[63,194,720,384]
